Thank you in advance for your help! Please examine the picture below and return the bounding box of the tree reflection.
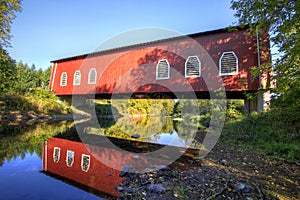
[0,121,74,166]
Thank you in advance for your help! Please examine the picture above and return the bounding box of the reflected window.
[66,150,75,167]
[81,154,90,172]
[88,68,97,84]
[185,56,201,77]
[156,59,170,80]
[73,70,81,85]
[219,51,238,75]
[60,72,67,86]
[53,147,60,163]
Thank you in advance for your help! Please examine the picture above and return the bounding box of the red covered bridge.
[49,26,270,111]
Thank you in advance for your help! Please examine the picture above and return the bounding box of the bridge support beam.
[244,90,271,112]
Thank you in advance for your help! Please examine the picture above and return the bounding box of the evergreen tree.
[41,66,52,89]
[0,50,16,92]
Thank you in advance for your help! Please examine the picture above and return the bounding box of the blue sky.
[8,0,236,70]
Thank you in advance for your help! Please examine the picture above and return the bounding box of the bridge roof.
[51,25,249,63]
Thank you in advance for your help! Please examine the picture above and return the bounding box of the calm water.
[0,117,203,199]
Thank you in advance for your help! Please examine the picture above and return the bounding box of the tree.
[0,0,22,92]
[0,0,22,49]
[0,50,16,92]
[41,66,52,89]
[231,0,300,107]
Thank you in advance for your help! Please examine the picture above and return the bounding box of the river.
[0,116,204,199]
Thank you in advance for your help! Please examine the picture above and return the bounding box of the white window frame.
[53,147,60,163]
[219,51,238,76]
[185,56,201,78]
[60,72,68,86]
[73,70,81,85]
[156,59,170,80]
[66,150,75,167]
[88,68,97,84]
[81,154,90,172]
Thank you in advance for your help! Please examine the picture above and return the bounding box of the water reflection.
[82,116,204,149]
[0,121,102,200]
[42,121,201,198]
[0,121,74,166]
[43,136,124,198]
[0,115,207,199]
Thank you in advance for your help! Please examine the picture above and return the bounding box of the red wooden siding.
[43,138,124,197]
[50,27,270,96]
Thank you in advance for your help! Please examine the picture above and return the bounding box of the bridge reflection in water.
[42,117,204,198]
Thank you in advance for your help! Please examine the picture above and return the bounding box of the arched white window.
[81,154,90,172]
[73,70,81,85]
[53,147,60,163]
[185,56,201,77]
[219,51,238,76]
[66,150,74,167]
[88,68,97,84]
[60,72,67,86]
[156,59,170,80]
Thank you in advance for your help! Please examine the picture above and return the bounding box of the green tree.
[0,51,16,92]
[231,0,300,107]
[0,0,22,49]
[15,62,37,93]
[41,66,52,89]
[0,0,22,92]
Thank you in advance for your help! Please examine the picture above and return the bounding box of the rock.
[156,165,170,171]
[243,184,254,193]
[133,155,140,160]
[146,184,170,194]
[131,134,141,138]
[221,159,228,165]
[123,187,133,193]
[115,186,123,192]
[119,165,135,177]
[233,182,245,191]
[233,182,254,193]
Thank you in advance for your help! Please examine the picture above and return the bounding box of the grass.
[222,105,300,161]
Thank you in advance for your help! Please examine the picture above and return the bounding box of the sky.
[8,0,236,70]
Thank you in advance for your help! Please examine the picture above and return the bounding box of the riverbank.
[116,141,299,200]
[0,90,73,122]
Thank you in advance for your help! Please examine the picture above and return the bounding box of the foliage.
[223,106,300,160]
[0,0,22,93]
[0,52,16,92]
[25,88,72,114]
[85,116,174,143]
[0,120,74,166]
[226,100,244,120]
[14,62,52,93]
[231,0,300,108]
[0,59,52,95]
[0,89,72,115]
[109,99,175,116]
[173,100,211,118]
[0,0,22,49]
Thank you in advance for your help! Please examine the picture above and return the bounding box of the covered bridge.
[49,26,271,112]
